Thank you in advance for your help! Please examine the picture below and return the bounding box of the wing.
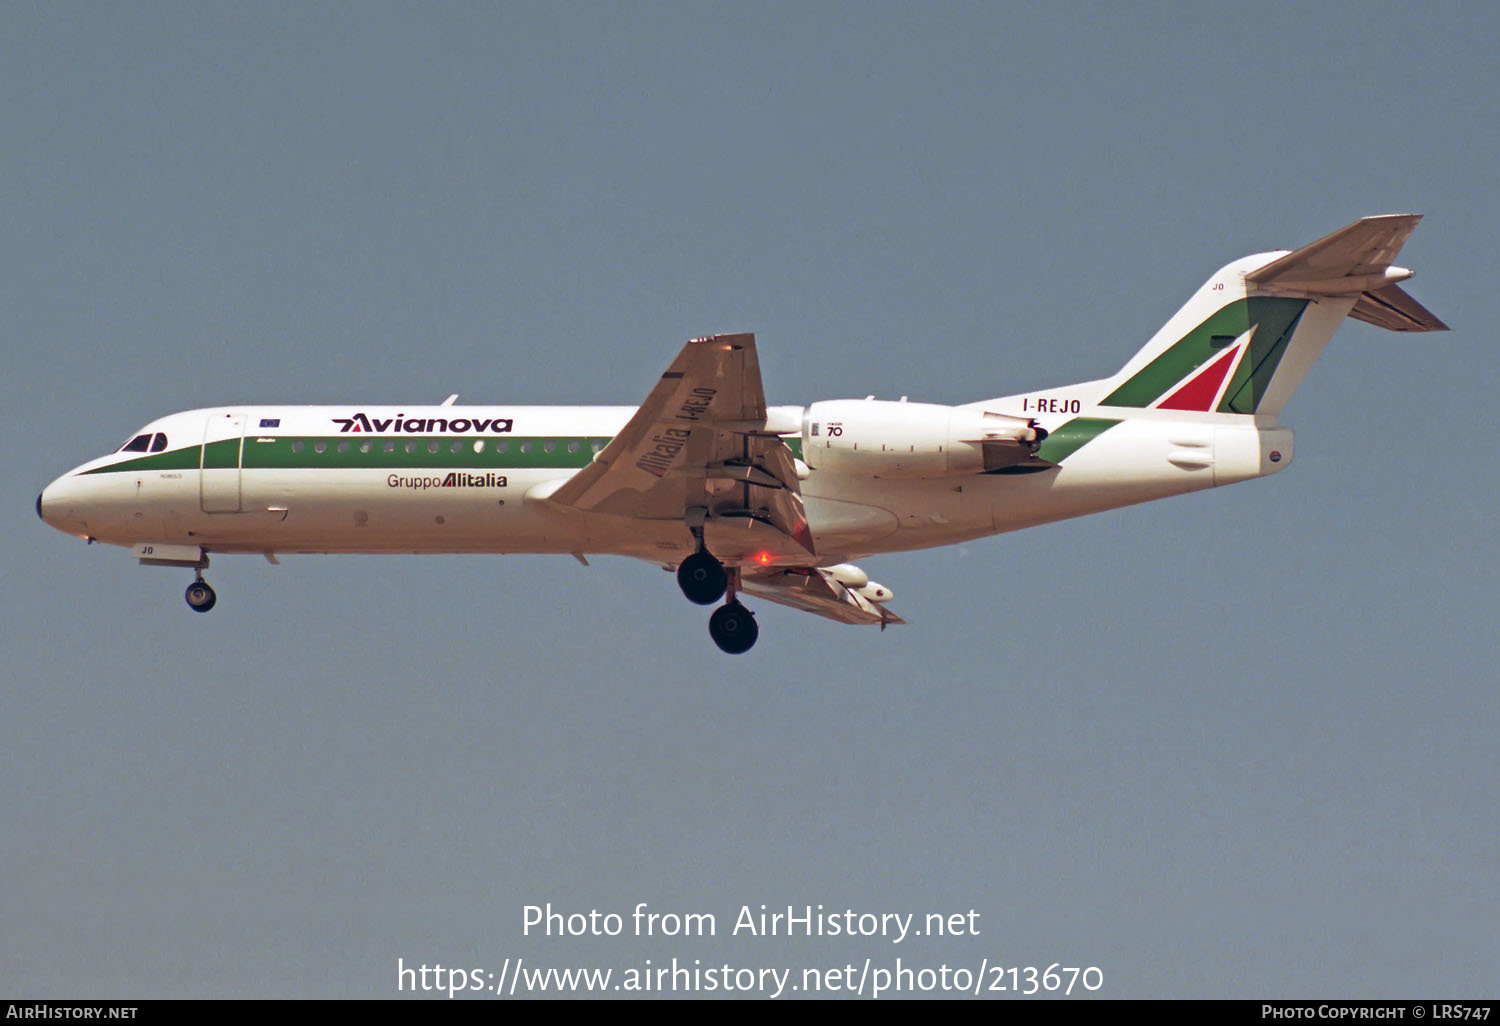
[739,566,906,628]
[547,333,814,556]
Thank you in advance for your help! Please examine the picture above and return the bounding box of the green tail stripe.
[1217,303,1306,414]
[1101,297,1309,410]
[1033,417,1121,463]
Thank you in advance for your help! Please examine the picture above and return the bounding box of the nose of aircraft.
[37,473,83,537]
[38,478,60,530]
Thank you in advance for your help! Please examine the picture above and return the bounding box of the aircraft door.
[200,412,245,513]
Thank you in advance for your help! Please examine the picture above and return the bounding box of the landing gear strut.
[185,573,217,613]
[676,521,727,605]
[676,512,758,653]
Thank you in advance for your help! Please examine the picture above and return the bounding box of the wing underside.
[739,567,906,627]
[543,332,913,631]
[546,333,813,558]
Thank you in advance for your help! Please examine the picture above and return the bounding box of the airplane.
[37,215,1446,653]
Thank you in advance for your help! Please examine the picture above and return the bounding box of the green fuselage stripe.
[87,446,205,474]
[85,435,808,474]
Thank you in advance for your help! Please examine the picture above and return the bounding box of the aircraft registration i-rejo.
[38,215,1445,653]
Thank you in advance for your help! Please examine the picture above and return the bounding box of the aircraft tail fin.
[1096,215,1446,418]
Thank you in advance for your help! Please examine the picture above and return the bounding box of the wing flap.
[547,333,814,555]
[740,567,905,627]
[550,333,757,512]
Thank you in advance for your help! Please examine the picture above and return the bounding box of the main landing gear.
[708,599,757,655]
[677,550,727,605]
[185,573,217,613]
[675,519,758,654]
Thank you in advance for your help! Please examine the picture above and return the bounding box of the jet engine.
[802,399,1045,478]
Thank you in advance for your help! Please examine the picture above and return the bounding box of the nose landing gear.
[185,574,217,613]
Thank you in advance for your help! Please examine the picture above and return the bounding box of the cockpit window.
[120,434,153,453]
[150,433,168,452]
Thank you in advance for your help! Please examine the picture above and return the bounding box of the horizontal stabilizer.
[1247,214,1424,290]
[1348,283,1449,332]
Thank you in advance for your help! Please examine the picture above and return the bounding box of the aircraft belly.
[802,479,988,557]
[986,419,1223,534]
[197,468,590,554]
[181,465,899,560]
[798,419,1236,553]
[802,494,900,553]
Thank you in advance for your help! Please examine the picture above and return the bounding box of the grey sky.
[4,2,1495,998]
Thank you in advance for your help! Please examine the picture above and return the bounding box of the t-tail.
[1095,214,1447,420]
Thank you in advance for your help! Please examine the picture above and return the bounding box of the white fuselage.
[38,394,1292,569]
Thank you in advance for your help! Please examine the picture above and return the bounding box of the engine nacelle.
[803,399,1044,478]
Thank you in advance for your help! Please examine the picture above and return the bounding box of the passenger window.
[472,440,484,454]
[450,440,463,454]
[150,433,168,452]
[567,440,580,454]
[382,440,395,454]
[519,441,532,454]
[405,440,418,454]
[121,434,152,453]
[590,440,604,453]
[359,440,372,454]
[495,440,509,454]
[314,440,327,454]
[543,440,556,454]
[292,440,304,454]
[427,439,440,454]
[337,440,350,454]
